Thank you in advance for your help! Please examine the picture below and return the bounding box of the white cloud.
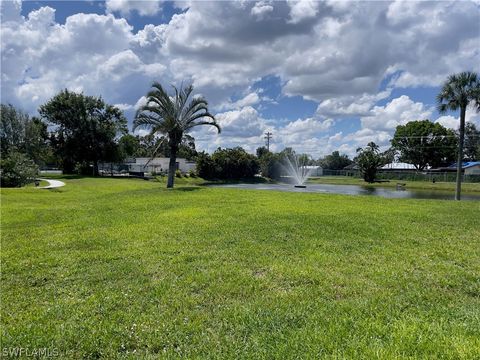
[214,106,266,138]
[316,90,392,117]
[217,91,263,111]
[251,1,274,20]
[0,0,22,23]
[287,0,319,24]
[105,0,162,17]
[435,106,480,130]
[435,115,458,130]
[282,117,333,134]
[360,95,433,132]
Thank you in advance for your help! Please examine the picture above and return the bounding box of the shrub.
[0,152,39,187]
[175,169,182,178]
[355,142,389,183]
[196,152,218,179]
[196,148,259,179]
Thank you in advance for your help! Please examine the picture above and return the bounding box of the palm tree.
[437,71,480,200]
[134,82,221,188]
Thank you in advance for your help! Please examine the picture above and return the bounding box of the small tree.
[355,142,388,183]
[0,152,38,187]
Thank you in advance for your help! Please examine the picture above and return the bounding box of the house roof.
[447,161,480,169]
[381,162,417,170]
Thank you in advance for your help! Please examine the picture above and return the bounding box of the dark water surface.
[210,183,480,201]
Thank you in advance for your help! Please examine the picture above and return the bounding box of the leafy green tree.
[196,147,259,179]
[0,152,38,187]
[463,123,480,161]
[256,146,269,159]
[134,82,220,188]
[1,104,51,165]
[297,153,314,166]
[195,152,218,179]
[256,147,281,179]
[1,104,29,154]
[211,147,259,179]
[437,71,480,200]
[39,90,127,175]
[118,134,141,159]
[318,151,353,170]
[355,142,389,183]
[391,120,457,170]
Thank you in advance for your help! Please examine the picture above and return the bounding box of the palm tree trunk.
[167,146,178,188]
[455,106,466,200]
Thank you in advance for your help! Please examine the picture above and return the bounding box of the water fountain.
[282,154,314,188]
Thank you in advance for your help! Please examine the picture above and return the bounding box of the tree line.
[1,72,479,196]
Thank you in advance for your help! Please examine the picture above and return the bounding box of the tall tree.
[437,72,480,200]
[463,123,480,161]
[134,82,220,188]
[39,90,127,175]
[391,120,457,170]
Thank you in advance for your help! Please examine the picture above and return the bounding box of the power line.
[392,135,480,139]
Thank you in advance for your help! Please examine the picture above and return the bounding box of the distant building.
[381,162,418,171]
[464,162,480,175]
[436,161,480,175]
[127,157,196,174]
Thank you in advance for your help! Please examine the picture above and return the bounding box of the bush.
[196,148,259,180]
[0,152,39,187]
[75,162,93,176]
[175,169,182,178]
[355,142,389,183]
[196,152,219,179]
[188,170,197,178]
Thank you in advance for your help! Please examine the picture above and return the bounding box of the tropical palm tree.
[134,82,221,188]
[437,71,480,200]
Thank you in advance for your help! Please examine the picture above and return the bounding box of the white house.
[381,162,418,171]
[126,157,196,174]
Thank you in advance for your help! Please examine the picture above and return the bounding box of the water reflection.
[210,183,480,201]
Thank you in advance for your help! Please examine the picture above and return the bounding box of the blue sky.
[2,0,479,157]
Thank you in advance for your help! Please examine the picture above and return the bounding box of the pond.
[210,183,480,201]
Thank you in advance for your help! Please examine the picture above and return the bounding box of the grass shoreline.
[308,175,480,193]
[33,173,480,194]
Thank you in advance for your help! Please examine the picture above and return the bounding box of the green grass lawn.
[309,176,480,193]
[1,177,479,358]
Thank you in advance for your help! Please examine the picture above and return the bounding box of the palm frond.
[185,120,221,133]
[437,71,480,113]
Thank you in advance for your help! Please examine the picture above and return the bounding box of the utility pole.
[264,131,273,151]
